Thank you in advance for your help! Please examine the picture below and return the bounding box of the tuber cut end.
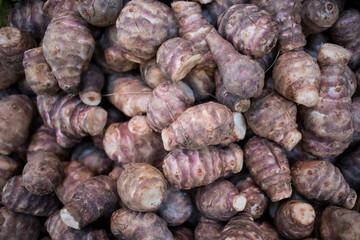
[294,86,319,107]
[280,129,302,151]
[172,54,202,82]
[290,202,315,225]
[234,99,251,113]
[79,91,102,106]
[232,194,247,212]
[233,112,246,141]
[161,128,173,151]
[60,208,80,230]
[0,27,22,47]
[140,188,164,210]
[84,107,107,136]
[128,115,152,135]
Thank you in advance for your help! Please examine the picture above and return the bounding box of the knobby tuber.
[194,217,224,240]
[42,0,77,19]
[79,63,104,106]
[244,137,292,202]
[291,160,357,209]
[140,58,167,89]
[60,175,118,229]
[196,179,247,221]
[220,213,264,240]
[0,155,22,203]
[117,163,167,212]
[162,143,243,189]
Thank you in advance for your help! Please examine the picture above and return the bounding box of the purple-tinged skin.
[23,47,59,96]
[299,44,354,158]
[336,145,360,191]
[103,115,166,167]
[140,58,167,89]
[257,222,282,240]
[0,62,23,89]
[6,0,50,41]
[2,176,61,216]
[344,65,357,96]
[357,68,360,92]
[46,211,109,240]
[111,208,174,240]
[162,143,243,189]
[291,160,357,209]
[0,27,36,73]
[173,227,194,240]
[0,155,23,203]
[220,213,264,240]
[146,80,195,132]
[42,0,77,19]
[42,11,95,95]
[218,4,278,59]
[183,65,216,101]
[0,94,34,155]
[244,137,292,202]
[94,25,138,74]
[116,0,177,63]
[60,175,119,230]
[206,29,264,99]
[203,0,247,25]
[0,207,41,240]
[244,89,301,151]
[108,165,124,181]
[195,217,225,240]
[352,97,360,142]
[79,63,104,106]
[55,161,94,205]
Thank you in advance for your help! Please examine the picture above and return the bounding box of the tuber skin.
[106,72,152,117]
[183,66,216,101]
[161,102,239,151]
[299,44,354,158]
[76,0,123,27]
[244,89,302,151]
[60,175,119,230]
[108,165,124,182]
[220,213,264,240]
[336,144,360,191]
[301,0,339,36]
[71,141,113,175]
[202,0,247,26]
[273,50,321,107]
[291,160,357,209]
[46,211,109,240]
[257,222,282,240]
[0,27,37,73]
[6,0,50,41]
[0,207,41,240]
[162,143,243,189]
[233,174,269,219]
[23,47,60,96]
[274,200,316,240]
[115,0,177,63]
[215,70,250,113]
[195,217,225,240]
[251,0,306,54]
[111,208,174,240]
[79,63,104,106]
[217,4,278,59]
[173,227,194,240]
[0,155,23,203]
[94,25,138,74]
[117,163,167,212]
[196,179,247,221]
[42,0,77,19]
[319,206,360,240]
[146,80,195,132]
[55,161,94,205]
[0,94,35,155]
[140,58,167,89]
[37,92,108,148]
[42,11,95,95]
[244,137,292,202]
[2,175,61,216]
[103,115,166,166]
[157,37,201,82]
[330,9,360,69]
[344,65,357,97]
[304,32,331,60]
[157,185,193,226]
[206,29,264,99]
[0,62,23,90]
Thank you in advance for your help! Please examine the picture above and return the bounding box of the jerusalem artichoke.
[0,155,22,203]
[79,63,104,106]
[194,217,224,240]
[140,58,167,89]
[220,213,264,240]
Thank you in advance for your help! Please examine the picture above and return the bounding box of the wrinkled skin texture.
[42,11,95,94]
[220,213,264,240]
[0,207,41,240]
[336,144,360,192]
[299,44,354,158]
[60,175,119,229]
[218,4,278,59]
[195,217,224,240]
[244,90,301,151]
[0,94,34,155]
[118,163,167,212]
[320,206,360,240]
[116,0,177,63]
[257,222,282,240]
[0,155,22,204]
[162,144,243,189]
[291,160,357,209]
[111,208,174,240]
[244,137,292,202]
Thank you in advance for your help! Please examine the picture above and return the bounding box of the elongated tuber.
[60,175,118,229]
[220,213,264,240]
[244,137,292,202]
[117,163,167,212]
[79,63,104,106]
[195,217,225,240]
[291,160,357,209]
[162,143,243,189]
